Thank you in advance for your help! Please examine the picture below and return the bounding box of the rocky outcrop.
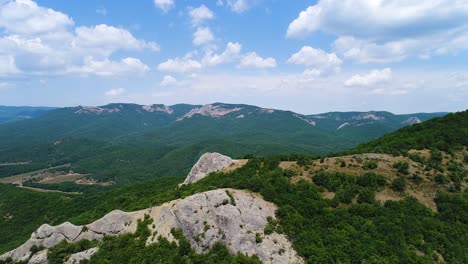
[176,104,242,121]
[64,247,99,264]
[352,112,385,121]
[1,189,303,264]
[401,117,422,125]
[0,210,136,263]
[27,250,47,264]
[142,104,174,114]
[74,106,120,114]
[182,153,238,185]
[293,114,316,126]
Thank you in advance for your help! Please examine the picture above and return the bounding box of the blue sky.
[0,0,467,114]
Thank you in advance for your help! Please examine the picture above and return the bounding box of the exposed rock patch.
[182,153,238,185]
[401,117,422,125]
[1,189,303,264]
[64,247,99,264]
[0,210,136,263]
[142,104,174,114]
[337,122,350,130]
[177,104,242,121]
[293,114,316,126]
[74,106,120,114]
[352,112,385,121]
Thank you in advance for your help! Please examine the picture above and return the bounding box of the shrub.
[393,161,409,175]
[391,177,406,192]
[357,189,376,204]
[410,174,423,185]
[362,160,378,170]
[434,174,450,185]
[357,173,387,190]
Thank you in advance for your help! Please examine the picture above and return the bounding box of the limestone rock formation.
[401,116,422,125]
[176,104,242,121]
[0,210,137,263]
[64,247,99,264]
[1,189,303,264]
[182,152,238,185]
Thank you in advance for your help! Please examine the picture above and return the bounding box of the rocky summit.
[182,152,238,185]
[0,189,303,264]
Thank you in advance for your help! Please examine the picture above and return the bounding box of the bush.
[362,160,378,170]
[357,189,376,204]
[434,174,450,185]
[393,161,409,175]
[391,177,406,192]
[410,174,423,185]
[357,173,387,190]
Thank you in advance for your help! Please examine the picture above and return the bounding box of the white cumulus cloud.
[158,57,202,73]
[71,57,150,77]
[239,52,276,69]
[202,42,242,66]
[154,0,174,13]
[74,24,160,54]
[189,5,214,26]
[227,0,250,13]
[286,0,468,63]
[160,75,177,86]
[344,68,392,87]
[288,46,342,75]
[0,0,73,35]
[0,1,158,77]
[105,88,126,96]
[193,27,214,46]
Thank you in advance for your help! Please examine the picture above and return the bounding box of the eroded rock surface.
[0,210,137,263]
[64,247,99,264]
[1,189,303,264]
[177,104,242,121]
[182,152,238,185]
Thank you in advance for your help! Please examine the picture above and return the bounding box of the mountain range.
[0,106,57,124]
[0,103,447,184]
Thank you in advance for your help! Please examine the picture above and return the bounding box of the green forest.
[0,110,466,263]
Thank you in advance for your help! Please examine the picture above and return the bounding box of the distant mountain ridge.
[0,102,448,184]
[0,106,57,124]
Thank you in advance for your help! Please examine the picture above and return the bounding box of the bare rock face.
[1,189,303,264]
[64,247,99,264]
[401,116,422,125]
[0,210,137,263]
[150,189,304,264]
[176,104,242,121]
[27,250,47,264]
[182,153,237,185]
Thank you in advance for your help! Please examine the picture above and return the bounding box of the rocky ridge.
[0,189,303,264]
[0,153,303,263]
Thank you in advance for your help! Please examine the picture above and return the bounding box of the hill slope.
[352,110,468,154]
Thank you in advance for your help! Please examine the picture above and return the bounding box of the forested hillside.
[352,110,468,154]
[0,110,466,263]
[0,103,446,185]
